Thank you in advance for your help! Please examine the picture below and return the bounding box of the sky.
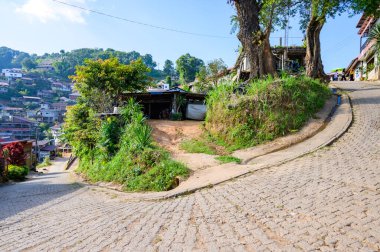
[0,0,363,72]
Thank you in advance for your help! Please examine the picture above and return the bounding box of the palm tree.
[369,22,380,51]
[368,23,380,79]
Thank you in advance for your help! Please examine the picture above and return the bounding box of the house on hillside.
[1,68,22,80]
[356,14,380,80]
[37,60,55,71]
[0,116,38,140]
[51,82,71,92]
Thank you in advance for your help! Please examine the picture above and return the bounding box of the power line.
[51,0,232,39]
[51,0,304,40]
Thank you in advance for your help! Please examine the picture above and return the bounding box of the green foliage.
[7,165,29,181]
[37,156,52,168]
[163,59,175,77]
[369,23,380,59]
[63,103,100,157]
[180,139,216,155]
[205,76,331,150]
[176,53,204,84]
[215,156,242,164]
[72,100,188,191]
[71,57,151,110]
[170,112,183,121]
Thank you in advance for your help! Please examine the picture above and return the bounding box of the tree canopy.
[71,57,151,111]
[176,53,204,84]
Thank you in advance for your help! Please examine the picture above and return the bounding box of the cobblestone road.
[0,82,379,251]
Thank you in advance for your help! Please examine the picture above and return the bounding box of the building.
[122,87,206,120]
[356,14,379,80]
[37,90,54,99]
[21,77,34,86]
[1,68,22,79]
[50,123,63,145]
[51,82,71,92]
[69,92,80,101]
[52,102,68,111]
[0,107,24,117]
[0,116,38,140]
[39,109,61,124]
[22,96,42,105]
[36,60,55,71]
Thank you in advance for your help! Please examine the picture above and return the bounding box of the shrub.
[7,165,28,181]
[205,76,331,150]
[2,142,26,166]
[170,112,183,121]
[75,99,189,191]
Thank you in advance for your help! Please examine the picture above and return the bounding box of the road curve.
[0,82,379,251]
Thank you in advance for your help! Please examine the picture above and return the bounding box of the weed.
[215,156,242,164]
[180,139,216,155]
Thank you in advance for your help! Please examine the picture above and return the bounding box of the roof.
[40,145,56,151]
[0,82,9,87]
[23,96,41,100]
[346,57,359,72]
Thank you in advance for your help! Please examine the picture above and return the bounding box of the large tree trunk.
[234,0,275,79]
[305,17,327,80]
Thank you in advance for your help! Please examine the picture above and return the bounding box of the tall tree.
[298,0,379,79]
[228,0,293,79]
[71,57,151,111]
[207,58,227,86]
[163,59,175,77]
[176,53,204,83]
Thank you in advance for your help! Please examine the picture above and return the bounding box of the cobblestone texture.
[0,82,379,251]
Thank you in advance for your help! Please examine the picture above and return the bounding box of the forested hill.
[0,46,164,80]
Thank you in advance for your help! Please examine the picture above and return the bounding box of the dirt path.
[148,120,203,153]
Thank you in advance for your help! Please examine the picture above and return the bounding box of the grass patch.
[180,139,216,155]
[205,75,331,150]
[215,156,242,164]
[37,156,52,168]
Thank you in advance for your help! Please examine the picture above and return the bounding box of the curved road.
[0,82,379,251]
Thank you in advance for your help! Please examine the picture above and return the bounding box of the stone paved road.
[0,82,379,251]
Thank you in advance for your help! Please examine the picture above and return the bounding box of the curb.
[70,94,354,201]
[161,94,353,200]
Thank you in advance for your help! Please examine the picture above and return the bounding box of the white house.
[2,68,22,79]
[50,123,63,145]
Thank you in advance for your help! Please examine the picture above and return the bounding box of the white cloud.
[15,0,90,24]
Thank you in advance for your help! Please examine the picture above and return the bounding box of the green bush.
[170,112,183,121]
[205,76,331,150]
[75,99,189,191]
[7,165,29,181]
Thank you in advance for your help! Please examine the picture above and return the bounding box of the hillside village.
[0,64,79,163]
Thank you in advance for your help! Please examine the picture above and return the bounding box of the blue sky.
[0,0,362,72]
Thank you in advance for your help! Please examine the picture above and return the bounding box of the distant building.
[39,109,61,124]
[52,102,67,111]
[50,123,63,145]
[36,60,55,71]
[21,77,34,85]
[356,14,379,80]
[0,107,24,117]
[22,96,42,104]
[69,92,80,101]
[0,116,38,140]
[1,68,22,79]
[51,82,71,92]
[37,90,54,99]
